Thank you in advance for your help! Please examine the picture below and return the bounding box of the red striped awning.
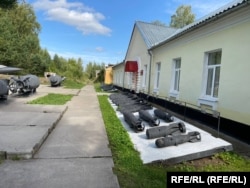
[125,61,138,72]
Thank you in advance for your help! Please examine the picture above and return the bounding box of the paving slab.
[0,110,66,159]
[0,85,120,188]
[109,99,233,165]
[0,158,118,188]
[34,116,112,159]
[0,84,73,159]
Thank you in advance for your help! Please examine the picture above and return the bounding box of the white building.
[112,0,250,144]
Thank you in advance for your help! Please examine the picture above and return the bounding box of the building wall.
[113,63,124,87]
[104,66,113,84]
[125,26,151,92]
[150,7,250,125]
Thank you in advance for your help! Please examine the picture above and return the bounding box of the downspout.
[147,50,153,95]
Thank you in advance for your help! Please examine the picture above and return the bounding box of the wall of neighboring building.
[104,66,113,84]
[150,6,250,125]
[113,63,124,87]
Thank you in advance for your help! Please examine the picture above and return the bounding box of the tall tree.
[0,3,41,72]
[170,5,195,28]
[151,20,166,27]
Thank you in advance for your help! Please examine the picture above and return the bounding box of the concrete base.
[110,100,233,165]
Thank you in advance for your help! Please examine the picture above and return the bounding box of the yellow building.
[104,64,114,85]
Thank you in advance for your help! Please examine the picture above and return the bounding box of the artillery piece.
[155,131,201,148]
[146,121,186,139]
[154,109,174,122]
[123,111,145,132]
[0,79,9,99]
[139,110,160,127]
[9,74,40,94]
[47,74,66,87]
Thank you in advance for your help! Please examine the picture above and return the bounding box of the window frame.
[153,62,161,93]
[170,58,181,98]
[198,49,222,110]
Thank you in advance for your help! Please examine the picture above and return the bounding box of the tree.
[151,20,166,27]
[0,3,41,72]
[170,5,195,28]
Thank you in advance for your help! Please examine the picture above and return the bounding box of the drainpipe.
[147,50,153,96]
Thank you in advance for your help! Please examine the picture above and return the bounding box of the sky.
[27,0,233,66]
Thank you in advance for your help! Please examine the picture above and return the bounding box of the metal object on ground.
[109,93,152,113]
[0,79,9,99]
[154,109,174,122]
[100,84,117,92]
[9,74,40,94]
[155,131,201,148]
[47,74,66,87]
[123,111,145,132]
[146,121,186,139]
[139,110,160,127]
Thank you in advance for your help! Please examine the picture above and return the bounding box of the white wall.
[125,26,151,93]
[150,7,250,125]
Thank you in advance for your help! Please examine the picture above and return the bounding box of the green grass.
[27,93,74,105]
[94,82,103,92]
[98,95,167,188]
[63,78,85,89]
[98,95,250,188]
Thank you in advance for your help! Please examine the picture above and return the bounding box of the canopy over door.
[125,61,138,72]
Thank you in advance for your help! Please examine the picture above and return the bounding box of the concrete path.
[0,85,120,188]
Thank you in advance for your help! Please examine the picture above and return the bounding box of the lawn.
[27,93,74,105]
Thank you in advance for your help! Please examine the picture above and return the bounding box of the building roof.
[135,21,177,49]
[151,0,249,49]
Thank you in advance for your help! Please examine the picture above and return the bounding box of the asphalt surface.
[0,84,120,188]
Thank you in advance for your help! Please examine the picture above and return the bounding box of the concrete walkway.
[0,85,120,188]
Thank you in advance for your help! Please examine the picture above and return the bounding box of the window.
[173,58,181,92]
[154,62,161,91]
[205,51,221,98]
[169,58,181,99]
[199,50,221,110]
[142,64,147,88]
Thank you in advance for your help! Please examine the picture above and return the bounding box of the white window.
[170,58,181,98]
[142,64,147,88]
[205,51,221,98]
[173,59,181,92]
[198,50,221,109]
[154,62,161,91]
